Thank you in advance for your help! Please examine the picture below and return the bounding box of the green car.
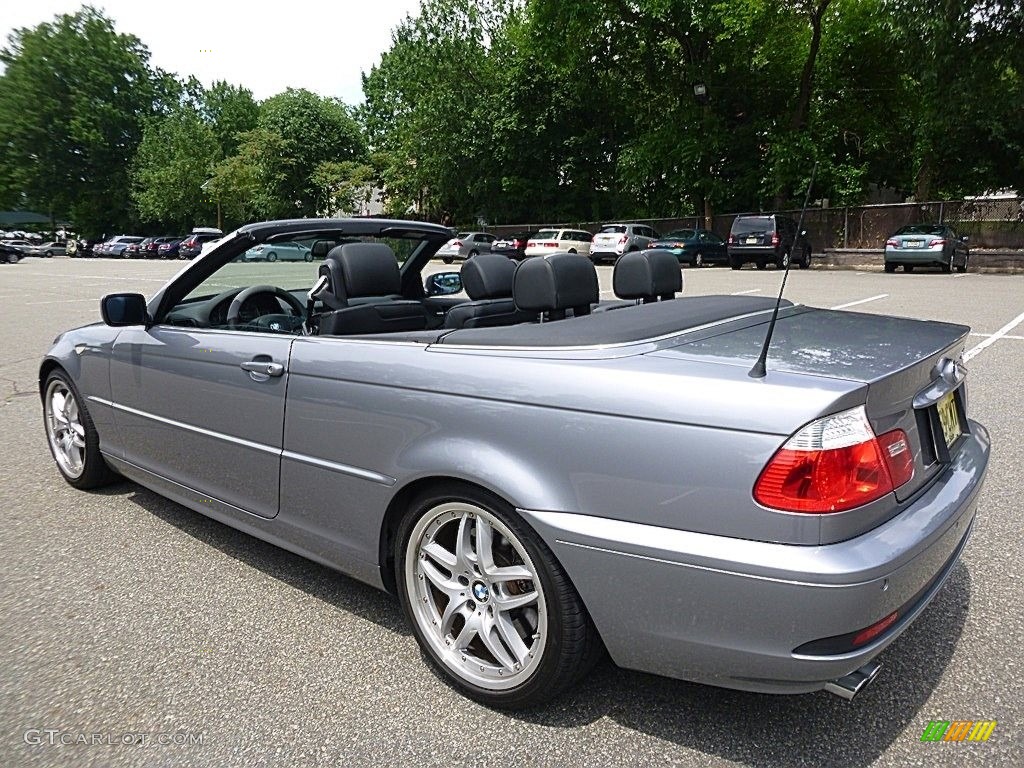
[884,224,969,273]
[648,228,728,266]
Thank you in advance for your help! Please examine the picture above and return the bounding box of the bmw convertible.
[41,217,989,709]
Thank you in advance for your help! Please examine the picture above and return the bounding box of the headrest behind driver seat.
[613,249,682,303]
[513,252,599,320]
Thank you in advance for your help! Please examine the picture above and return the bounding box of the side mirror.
[101,293,148,326]
[425,271,463,296]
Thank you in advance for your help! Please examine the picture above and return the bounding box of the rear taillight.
[542,242,558,248]
[852,610,900,647]
[728,234,735,244]
[451,240,462,247]
[885,238,899,248]
[754,406,911,514]
[771,232,780,246]
[618,235,629,245]
[928,238,947,247]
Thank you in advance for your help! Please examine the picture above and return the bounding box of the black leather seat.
[613,249,681,303]
[316,242,428,335]
[513,252,599,321]
[443,254,536,329]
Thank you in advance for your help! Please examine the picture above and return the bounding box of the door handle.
[241,360,284,377]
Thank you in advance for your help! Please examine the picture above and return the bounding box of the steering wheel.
[226,285,305,328]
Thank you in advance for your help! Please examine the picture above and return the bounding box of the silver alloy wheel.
[405,502,548,690]
[44,379,86,479]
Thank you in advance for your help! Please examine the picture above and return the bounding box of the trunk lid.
[650,307,972,503]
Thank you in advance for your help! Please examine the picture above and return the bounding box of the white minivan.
[524,228,593,258]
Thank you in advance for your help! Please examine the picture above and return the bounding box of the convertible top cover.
[438,295,791,347]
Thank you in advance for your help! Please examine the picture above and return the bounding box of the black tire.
[755,260,767,270]
[442,257,453,264]
[904,264,915,273]
[396,483,602,709]
[801,247,811,269]
[884,262,896,273]
[469,250,478,258]
[267,252,277,262]
[941,260,952,274]
[42,369,119,490]
[729,255,742,270]
[304,252,313,262]
[956,255,968,273]
[567,249,577,254]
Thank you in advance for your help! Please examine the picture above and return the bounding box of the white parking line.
[731,288,761,295]
[969,332,1024,341]
[25,297,103,306]
[830,294,888,310]
[964,309,1024,362]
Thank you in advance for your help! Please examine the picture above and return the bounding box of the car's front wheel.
[304,252,313,262]
[43,370,118,489]
[884,262,896,273]
[397,485,600,709]
[956,254,968,273]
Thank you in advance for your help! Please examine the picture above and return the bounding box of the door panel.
[109,326,293,518]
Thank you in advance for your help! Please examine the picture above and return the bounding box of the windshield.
[533,230,559,239]
[599,225,628,234]
[731,217,774,235]
[895,224,945,236]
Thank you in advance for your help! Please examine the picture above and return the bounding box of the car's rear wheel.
[956,255,968,273]
[443,257,453,264]
[729,255,742,270]
[43,370,118,490]
[941,259,952,274]
[755,260,767,270]
[267,252,277,262]
[904,264,915,273]
[397,484,601,709]
[884,262,896,273]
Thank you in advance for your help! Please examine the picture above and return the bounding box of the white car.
[524,228,593,258]
[589,223,660,264]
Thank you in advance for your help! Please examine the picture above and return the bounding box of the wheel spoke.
[454,513,475,571]
[452,612,479,651]
[439,594,468,636]
[489,564,532,583]
[479,614,518,669]
[420,558,461,598]
[421,539,457,571]
[492,611,530,665]
[52,391,66,416]
[494,589,538,612]
[66,398,79,423]
[71,434,86,449]
[476,518,497,575]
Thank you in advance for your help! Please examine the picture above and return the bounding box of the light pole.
[693,83,712,230]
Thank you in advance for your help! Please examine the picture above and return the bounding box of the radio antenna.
[748,161,818,379]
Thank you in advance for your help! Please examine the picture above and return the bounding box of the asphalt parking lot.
[1,257,1022,767]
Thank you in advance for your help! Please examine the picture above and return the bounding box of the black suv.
[727,214,811,270]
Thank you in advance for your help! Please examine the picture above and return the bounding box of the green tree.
[131,107,220,230]
[0,6,170,235]
[201,81,259,158]
[258,88,367,217]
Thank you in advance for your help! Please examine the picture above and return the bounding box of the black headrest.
[513,252,599,314]
[319,242,401,306]
[613,249,682,302]
[461,254,516,300]
[311,240,332,258]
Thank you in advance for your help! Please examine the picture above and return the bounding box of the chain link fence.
[487,197,1024,251]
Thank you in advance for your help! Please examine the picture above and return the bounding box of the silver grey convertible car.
[41,218,989,709]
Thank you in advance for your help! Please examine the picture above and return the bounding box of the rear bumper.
[884,247,950,264]
[728,246,780,263]
[521,422,989,694]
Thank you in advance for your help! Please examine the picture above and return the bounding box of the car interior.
[162,226,731,344]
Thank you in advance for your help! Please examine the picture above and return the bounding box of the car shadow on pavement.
[105,482,412,637]
[515,562,971,768]
[106,479,968,768]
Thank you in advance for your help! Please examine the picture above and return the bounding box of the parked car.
[124,241,143,258]
[157,238,184,259]
[24,241,64,257]
[103,236,144,259]
[589,223,660,263]
[0,241,22,263]
[39,217,989,709]
[524,228,593,258]
[0,238,33,253]
[648,228,728,267]
[244,241,313,262]
[178,228,224,260]
[490,231,538,261]
[435,232,496,264]
[884,224,969,273]
[728,214,811,270]
[140,236,178,259]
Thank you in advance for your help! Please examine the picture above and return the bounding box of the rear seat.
[512,252,598,322]
[594,249,682,312]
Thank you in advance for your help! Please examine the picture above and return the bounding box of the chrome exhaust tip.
[824,661,882,701]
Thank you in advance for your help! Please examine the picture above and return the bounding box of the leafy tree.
[201,81,260,158]
[131,107,220,230]
[258,88,368,217]
[0,6,170,235]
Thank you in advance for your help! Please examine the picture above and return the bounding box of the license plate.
[937,391,962,449]
[908,239,924,248]
[745,237,758,244]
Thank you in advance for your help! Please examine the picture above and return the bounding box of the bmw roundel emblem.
[472,582,489,602]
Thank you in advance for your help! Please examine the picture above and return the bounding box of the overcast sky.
[0,0,423,104]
